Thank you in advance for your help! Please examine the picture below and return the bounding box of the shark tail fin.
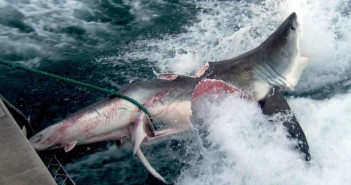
[130,113,154,155]
[129,113,167,183]
[136,146,167,183]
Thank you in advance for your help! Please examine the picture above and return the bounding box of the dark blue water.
[0,1,198,184]
[0,0,196,128]
[1,0,351,185]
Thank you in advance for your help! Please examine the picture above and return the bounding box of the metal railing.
[47,156,76,185]
[1,94,77,185]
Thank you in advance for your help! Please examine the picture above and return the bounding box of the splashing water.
[1,0,351,184]
[113,0,351,184]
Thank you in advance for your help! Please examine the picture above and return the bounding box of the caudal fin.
[130,113,154,154]
[136,146,167,183]
[129,113,167,183]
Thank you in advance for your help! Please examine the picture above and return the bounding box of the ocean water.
[0,0,351,185]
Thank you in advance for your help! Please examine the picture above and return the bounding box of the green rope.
[0,59,151,118]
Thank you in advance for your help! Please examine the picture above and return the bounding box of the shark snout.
[288,12,299,30]
[289,12,297,20]
[28,125,59,151]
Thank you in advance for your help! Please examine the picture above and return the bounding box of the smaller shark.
[29,12,310,183]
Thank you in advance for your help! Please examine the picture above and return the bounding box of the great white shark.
[29,12,310,183]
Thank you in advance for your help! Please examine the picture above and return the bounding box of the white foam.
[115,1,280,74]
[123,0,162,23]
[0,0,118,61]
[289,93,351,173]
[118,0,351,91]
[3,0,349,183]
[177,96,299,184]
[0,0,7,7]
[175,92,351,185]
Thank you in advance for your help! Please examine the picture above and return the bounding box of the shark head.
[261,12,300,54]
[29,124,61,151]
[204,13,309,100]
[252,12,309,99]
[255,12,308,88]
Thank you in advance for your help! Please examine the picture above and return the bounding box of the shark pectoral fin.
[130,113,155,155]
[192,79,241,100]
[64,141,78,152]
[261,87,311,161]
[136,146,167,183]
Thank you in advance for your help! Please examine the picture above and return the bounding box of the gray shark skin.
[29,12,310,183]
[204,12,308,101]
